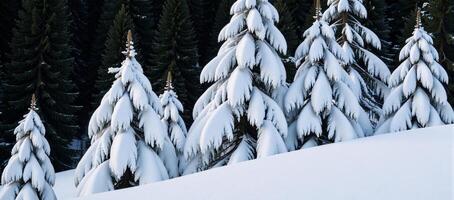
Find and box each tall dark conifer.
[425,0,454,104]
[285,0,324,39]
[130,0,164,66]
[0,0,20,168]
[70,0,103,147]
[94,5,134,103]
[69,0,103,157]
[188,0,220,65]
[0,0,20,64]
[149,0,200,123]
[87,0,122,103]
[275,0,299,82]
[87,0,164,69]
[1,0,79,171]
[362,0,393,66]
[206,0,235,62]
[386,0,421,61]
[88,0,163,111]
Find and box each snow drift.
[54,125,453,200]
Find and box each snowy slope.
[55,125,453,200]
[54,170,76,199]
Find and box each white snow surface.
[54,170,76,199]
[53,125,453,200]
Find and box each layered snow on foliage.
[285,7,365,150]
[184,0,289,172]
[376,12,454,134]
[323,0,391,124]
[74,33,172,197]
[53,125,454,200]
[0,100,57,200]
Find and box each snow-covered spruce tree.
[159,71,188,176]
[183,0,288,174]
[376,9,454,134]
[74,31,174,196]
[323,0,391,128]
[0,95,56,200]
[285,0,364,150]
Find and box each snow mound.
[56,125,453,200]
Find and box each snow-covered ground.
[54,125,453,200]
[54,170,76,199]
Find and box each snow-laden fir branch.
[74,32,173,196]
[183,0,289,173]
[0,96,57,200]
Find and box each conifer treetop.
[165,65,174,91]
[29,94,37,111]
[415,7,422,29]
[314,0,322,20]
[125,30,134,58]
